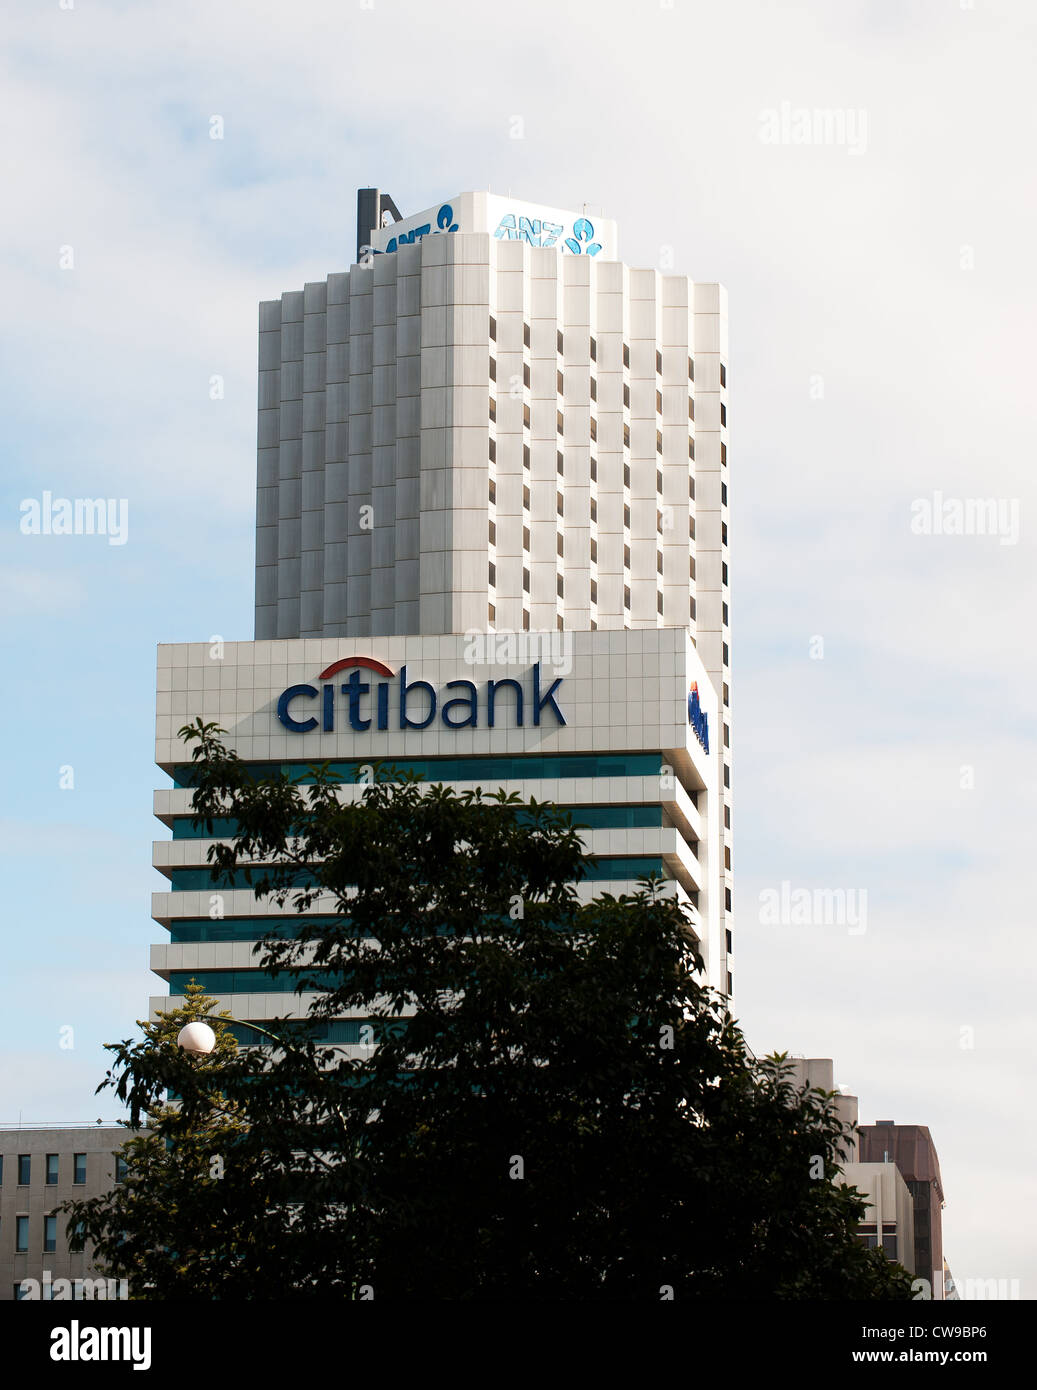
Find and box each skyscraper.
[151,191,732,1035]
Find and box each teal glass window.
[15,1216,28,1251]
[17,1155,30,1185]
[73,1154,86,1185]
[45,1154,58,1185]
[44,1215,57,1253]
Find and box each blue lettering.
[532,663,566,726]
[277,684,318,732]
[441,679,478,728]
[343,670,371,731]
[487,678,524,728]
[399,665,437,729]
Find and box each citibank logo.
[687,682,709,754]
[276,657,565,733]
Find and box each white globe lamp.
[177,1021,217,1056]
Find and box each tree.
[76,719,914,1300]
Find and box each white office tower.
[151,193,732,1038]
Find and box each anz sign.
[363,195,610,261]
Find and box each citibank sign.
[277,657,565,733]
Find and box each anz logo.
[492,214,602,256]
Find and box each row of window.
[488,319,713,389]
[7,1213,84,1254]
[169,853,668,894]
[0,1154,87,1186]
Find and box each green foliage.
[74,719,914,1300]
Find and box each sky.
[2,0,1035,1297]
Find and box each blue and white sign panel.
[364,191,617,263]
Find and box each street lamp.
[176,1018,289,1055]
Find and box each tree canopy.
[69,719,914,1300]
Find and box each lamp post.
[175,1016,355,1152]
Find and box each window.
[73,1154,86,1185]
[488,561,496,587]
[590,579,598,603]
[723,682,729,706]
[656,471,662,494]
[69,1223,85,1254]
[720,362,726,387]
[656,390,662,413]
[623,585,631,609]
[556,533,564,558]
[522,484,530,509]
[656,349,663,374]
[723,642,729,667]
[488,521,496,547]
[657,592,663,614]
[488,478,496,505]
[557,329,564,355]
[720,403,726,426]
[726,971,733,996]
[115,1156,129,1183]
[623,505,630,528]
[523,526,530,550]
[689,555,695,579]
[556,491,564,517]
[590,376,597,401]
[522,568,530,592]
[623,423,630,447]
[656,430,663,454]
[689,476,695,499]
[623,463,630,487]
[590,498,597,522]
[623,343,630,368]
[688,356,694,381]
[623,382,630,408]
[488,437,496,464]
[523,322,530,348]
[556,410,564,435]
[590,456,597,481]
[590,336,597,362]
[724,846,731,870]
[589,416,597,442]
[522,607,530,631]
[488,603,495,624]
[489,396,496,423]
[725,925,732,950]
[18,1155,30,1185]
[657,552,663,574]
[489,356,496,382]
[689,596,696,620]
[723,763,730,788]
[724,723,730,748]
[523,362,530,387]
[16,1216,28,1252]
[557,450,564,475]
[721,442,727,465]
[489,315,497,342]
[590,537,597,563]
[721,482,727,505]
[722,562,728,585]
[624,544,631,567]
[688,437,695,460]
[722,522,728,545]
[44,1215,57,1253]
[722,602,728,625]
[522,402,530,428]
[0,1155,3,1184]
[688,397,694,421]
[557,371,564,394]
[523,444,530,470]
[557,575,564,598]
[46,1154,58,1186]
